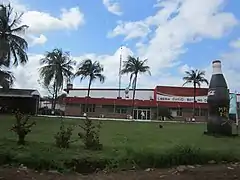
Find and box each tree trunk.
[87,78,92,98]
[131,73,137,117]
[52,83,58,111]
[85,78,92,114]
[193,82,196,118]
[18,134,26,145]
[51,94,54,110]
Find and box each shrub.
[78,116,102,150]
[54,120,74,149]
[11,110,36,145]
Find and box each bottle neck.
[212,63,222,75]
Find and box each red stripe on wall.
[64,97,208,109]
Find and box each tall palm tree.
[39,48,75,110]
[0,4,28,66]
[121,56,151,116]
[183,69,209,118]
[75,59,105,98]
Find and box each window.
[115,106,127,114]
[194,108,200,116]
[200,109,208,116]
[102,105,114,112]
[177,108,182,116]
[170,108,182,117]
[81,104,96,112]
[67,103,80,107]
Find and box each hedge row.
[0,140,238,174]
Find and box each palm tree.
[39,48,75,110]
[0,4,28,66]
[183,69,209,118]
[0,58,14,89]
[0,67,14,90]
[121,56,151,116]
[75,59,105,98]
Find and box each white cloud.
[229,38,240,49]
[219,50,240,92]
[29,34,47,46]
[2,0,85,46]
[103,0,122,16]
[108,0,238,74]
[22,7,84,34]
[1,0,27,11]
[108,21,151,40]
[12,54,45,94]
[73,46,134,88]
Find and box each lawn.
[0,115,240,172]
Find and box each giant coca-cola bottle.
[206,60,232,136]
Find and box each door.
[133,109,151,120]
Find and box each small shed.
[0,88,41,115]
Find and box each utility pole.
[235,91,239,135]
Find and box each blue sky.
[4,0,240,94]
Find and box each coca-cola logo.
[208,90,215,96]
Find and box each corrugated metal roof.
[0,88,40,97]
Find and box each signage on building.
[157,94,207,103]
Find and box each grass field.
[0,115,240,172]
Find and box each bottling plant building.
[64,85,219,121]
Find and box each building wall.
[40,101,65,111]
[155,86,209,121]
[68,89,154,100]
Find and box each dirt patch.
[0,164,240,180]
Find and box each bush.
[54,121,74,148]
[78,116,102,150]
[11,110,36,145]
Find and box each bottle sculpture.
[206,60,232,136]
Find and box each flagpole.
[118,45,123,99]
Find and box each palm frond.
[75,58,105,85]
[0,4,28,66]
[39,48,74,91]
[183,80,192,86]
[0,68,15,89]
[183,69,209,87]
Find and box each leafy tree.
[39,48,75,111]
[75,59,105,98]
[121,56,151,115]
[183,69,209,118]
[0,4,28,89]
[0,4,28,66]
[11,110,36,145]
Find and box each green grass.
[0,115,240,172]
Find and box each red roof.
[64,88,154,91]
[155,86,208,97]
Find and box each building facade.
[64,85,238,121]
